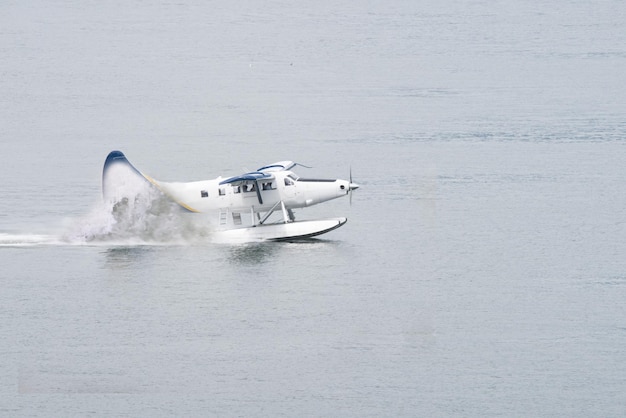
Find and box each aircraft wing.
[219,164,294,205]
[219,171,274,186]
[218,161,296,186]
[256,161,296,172]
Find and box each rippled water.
[2,1,626,416]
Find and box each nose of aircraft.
[349,182,359,191]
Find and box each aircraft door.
[282,176,296,199]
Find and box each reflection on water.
[227,242,277,265]
[278,237,333,245]
[98,238,338,271]
[102,246,155,270]
[226,237,342,265]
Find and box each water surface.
[2,1,626,416]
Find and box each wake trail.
[0,233,64,247]
[2,183,214,247]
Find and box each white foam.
[0,233,63,247]
[61,180,213,245]
[3,176,215,247]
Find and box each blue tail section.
[103,150,142,177]
[102,150,148,200]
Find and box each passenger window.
[200,190,208,198]
[219,188,226,196]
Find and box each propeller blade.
[348,166,359,205]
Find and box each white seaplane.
[102,151,358,242]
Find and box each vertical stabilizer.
[102,150,150,203]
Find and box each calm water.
[2,1,626,416]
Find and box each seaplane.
[102,151,359,242]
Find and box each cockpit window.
[284,177,294,186]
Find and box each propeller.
[348,166,359,205]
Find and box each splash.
[57,152,216,245]
[0,169,215,247]
[62,183,213,245]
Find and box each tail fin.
[103,150,143,177]
[102,151,198,213]
[102,150,150,203]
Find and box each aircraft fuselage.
[147,171,353,214]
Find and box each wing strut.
[254,180,263,205]
[259,201,282,225]
[257,200,293,225]
[281,201,291,223]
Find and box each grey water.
[2,0,626,416]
